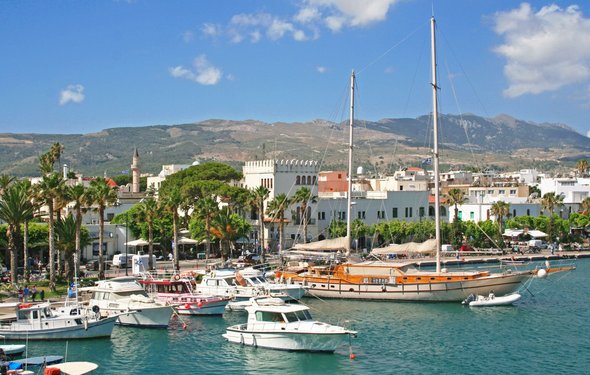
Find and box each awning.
[503,229,547,238]
[124,239,160,246]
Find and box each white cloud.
[586,130,590,138]
[182,31,194,43]
[299,0,399,31]
[169,55,222,85]
[202,23,220,37]
[59,84,85,105]
[492,3,590,97]
[316,66,327,73]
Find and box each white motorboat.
[198,270,288,302]
[225,297,285,312]
[84,276,174,328]
[139,276,230,316]
[0,335,25,358]
[46,361,99,375]
[237,268,307,301]
[223,297,356,352]
[0,302,118,340]
[462,292,522,307]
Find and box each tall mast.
[431,17,442,273]
[346,70,355,257]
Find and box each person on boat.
[488,290,495,299]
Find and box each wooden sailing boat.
[277,17,536,301]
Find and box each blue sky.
[1,1,589,136]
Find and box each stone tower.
[131,148,140,193]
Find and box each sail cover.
[291,237,348,252]
[370,239,437,255]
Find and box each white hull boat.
[463,292,522,307]
[139,276,230,316]
[0,303,118,340]
[223,297,356,352]
[0,344,26,357]
[84,276,173,328]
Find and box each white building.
[538,177,590,217]
[146,163,192,192]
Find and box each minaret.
[131,148,140,193]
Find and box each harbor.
[6,258,587,375]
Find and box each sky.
[1,0,589,136]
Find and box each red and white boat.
[139,276,230,316]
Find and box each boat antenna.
[346,70,355,257]
[431,16,442,273]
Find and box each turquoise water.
[21,259,590,374]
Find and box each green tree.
[445,188,467,246]
[265,193,290,253]
[159,186,183,270]
[194,196,218,260]
[576,159,588,177]
[291,187,317,244]
[0,181,35,285]
[55,214,91,280]
[249,186,269,262]
[541,192,564,240]
[134,197,161,270]
[490,201,510,245]
[210,207,250,260]
[35,172,65,291]
[87,177,119,279]
[67,184,90,276]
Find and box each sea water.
[21,259,590,374]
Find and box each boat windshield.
[107,290,150,299]
[247,277,266,285]
[255,311,285,322]
[283,309,312,322]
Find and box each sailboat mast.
[346,70,355,257]
[431,17,442,273]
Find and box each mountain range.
[1,113,589,177]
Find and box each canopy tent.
[291,237,348,252]
[177,237,199,245]
[503,229,548,239]
[124,239,160,246]
[370,239,437,255]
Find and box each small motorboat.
[462,292,522,307]
[46,361,99,375]
[223,297,356,352]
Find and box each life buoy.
[18,303,32,309]
[174,274,181,281]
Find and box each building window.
[487,190,494,194]
[106,213,114,221]
[318,211,325,220]
[296,176,300,185]
[419,207,425,218]
[377,210,385,219]
[405,207,412,218]
[527,209,530,216]
[499,189,505,195]
[400,186,404,191]
[470,211,474,220]
[510,189,516,195]
[313,176,317,185]
[458,211,463,220]
[307,176,312,185]
[392,208,398,218]
[513,209,516,218]
[357,211,366,219]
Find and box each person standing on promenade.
[23,285,30,302]
[18,287,23,302]
[31,285,37,301]
[39,289,45,301]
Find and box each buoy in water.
[537,268,548,279]
[350,353,356,360]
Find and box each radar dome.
[356,166,364,175]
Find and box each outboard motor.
[462,294,476,305]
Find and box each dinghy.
[462,292,521,307]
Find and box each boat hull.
[0,315,118,340]
[223,327,349,352]
[113,305,173,328]
[294,272,531,302]
[174,299,229,316]
[469,293,522,307]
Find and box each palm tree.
[490,200,511,239]
[250,186,269,261]
[35,172,65,291]
[445,188,467,247]
[266,193,290,254]
[87,177,118,280]
[20,180,37,282]
[194,196,219,260]
[0,174,16,195]
[159,187,183,270]
[445,188,467,222]
[291,187,317,244]
[542,192,564,240]
[134,197,161,270]
[576,159,588,177]
[49,142,65,168]
[0,182,35,285]
[55,213,90,281]
[580,197,590,215]
[67,184,89,277]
